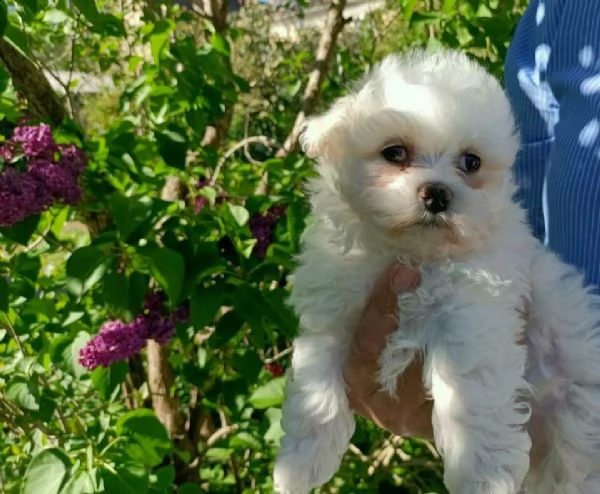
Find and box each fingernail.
[391,266,419,293]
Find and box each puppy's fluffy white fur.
[273,49,600,494]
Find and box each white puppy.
[273,49,600,494]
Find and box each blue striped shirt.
[505,0,600,289]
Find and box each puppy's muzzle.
[418,183,452,214]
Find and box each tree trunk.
[0,39,65,125]
[277,0,349,158]
[146,341,185,438]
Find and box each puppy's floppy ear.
[300,95,353,162]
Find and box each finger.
[350,264,420,361]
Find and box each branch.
[205,423,239,448]
[0,39,66,125]
[264,346,292,364]
[201,104,234,150]
[145,179,198,481]
[146,341,185,438]
[146,341,197,482]
[210,135,279,186]
[197,0,232,150]
[276,0,349,158]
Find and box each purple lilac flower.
[79,291,187,370]
[249,204,286,259]
[79,319,147,370]
[0,142,16,162]
[0,124,87,228]
[194,197,208,214]
[0,168,52,227]
[144,290,166,313]
[59,144,86,175]
[11,124,58,159]
[28,160,82,204]
[145,314,175,345]
[194,176,210,214]
[173,302,190,324]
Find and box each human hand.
[343,264,433,439]
[343,264,547,467]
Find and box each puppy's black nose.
[418,183,452,214]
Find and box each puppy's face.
[302,50,520,258]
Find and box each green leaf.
[190,285,223,330]
[442,0,457,13]
[232,350,263,383]
[153,465,175,489]
[0,276,8,312]
[71,0,100,24]
[401,0,418,22]
[210,33,229,56]
[49,334,73,365]
[233,285,269,346]
[409,10,444,26]
[262,290,298,338]
[148,19,173,63]
[2,23,32,59]
[155,125,188,170]
[286,200,305,252]
[178,484,203,494]
[108,194,155,243]
[248,376,286,409]
[69,331,91,378]
[100,463,148,494]
[11,253,41,282]
[102,272,131,314]
[6,378,39,411]
[21,448,70,494]
[43,9,69,24]
[197,347,208,368]
[185,108,207,136]
[205,447,233,461]
[230,431,261,450]
[0,1,7,37]
[211,311,244,348]
[36,391,57,422]
[14,355,43,376]
[225,204,249,227]
[117,409,172,467]
[193,242,228,280]
[60,470,95,494]
[264,407,283,443]
[21,298,57,322]
[128,271,150,315]
[0,214,40,245]
[66,246,107,296]
[93,13,126,37]
[91,361,128,400]
[143,247,185,303]
[15,0,38,14]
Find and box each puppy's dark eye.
[458,153,481,173]
[381,145,409,164]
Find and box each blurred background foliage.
[0,0,527,492]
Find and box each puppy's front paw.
[273,453,312,494]
[273,434,342,494]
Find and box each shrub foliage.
[0,0,526,492]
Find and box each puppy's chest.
[397,260,527,334]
